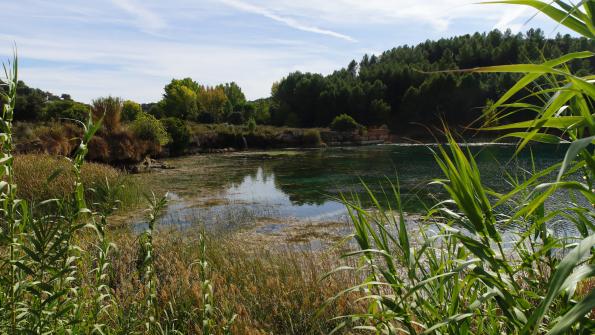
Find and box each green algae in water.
[140,143,570,231]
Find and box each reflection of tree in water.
[218,145,566,213]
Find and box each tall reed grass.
[0,58,223,334]
[328,1,594,333]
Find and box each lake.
[133,143,572,247]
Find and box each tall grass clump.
[329,1,594,334]
[92,96,123,133]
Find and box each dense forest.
[270,29,594,132]
[4,29,594,135]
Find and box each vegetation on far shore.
[4,27,594,165]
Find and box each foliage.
[130,112,170,146]
[162,78,201,120]
[43,98,90,121]
[13,81,56,120]
[92,96,123,133]
[158,78,233,123]
[302,129,322,147]
[227,111,244,125]
[197,86,229,122]
[271,29,594,130]
[218,82,246,111]
[330,114,360,132]
[122,100,143,122]
[161,117,190,155]
[246,116,256,134]
[330,1,595,334]
[252,98,271,124]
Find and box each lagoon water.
[145,143,570,234]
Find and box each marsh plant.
[0,56,228,334]
[329,1,595,334]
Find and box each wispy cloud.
[110,0,166,32]
[0,0,569,103]
[219,0,356,42]
[494,7,529,32]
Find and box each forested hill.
[269,29,594,133]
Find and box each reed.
[328,1,594,333]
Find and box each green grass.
[13,153,146,210]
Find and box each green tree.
[130,112,169,146]
[42,99,90,121]
[271,29,593,131]
[162,78,201,120]
[220,82,246,111]
[197,86,228,122]
[122,100,142,122]
[161,117,190,155]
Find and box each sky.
[0,0,572,103]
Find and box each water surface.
[143,143,569,233]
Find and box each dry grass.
[88,226,363,334]
[14,154,120,202]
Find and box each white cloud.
[218,0,356,42]
[0,31,342,102]
[110,0,166,32]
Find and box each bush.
[87,136,110,162]
[92,96,123,133]
[197,111,215,124]
[302,129,321,147]
[161,117,190,155]
[122,100,142,122]
[246,117,256,134]
[42,99,90,121]
[227,111,244,125]
[330,114,360,132]
[130,112,169,146]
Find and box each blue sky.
[0,0,571,103]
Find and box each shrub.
[302,129,321,147]
[87,136,110,162]
[130,112,169,146]
[32,122,82,155]
[107,128,156,163]
[121,100,142,122]
[246,116,256,133]
[197,111,215,124]
[42,99,90,121]
[92,96,123,133]
[161,117,190,155]
[227,111,244,125]
[330,114,360,132]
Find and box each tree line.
[4,29,593,134]
[269,29,594,132]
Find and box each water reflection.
[225,167,346,220]
[143,144,574,233]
